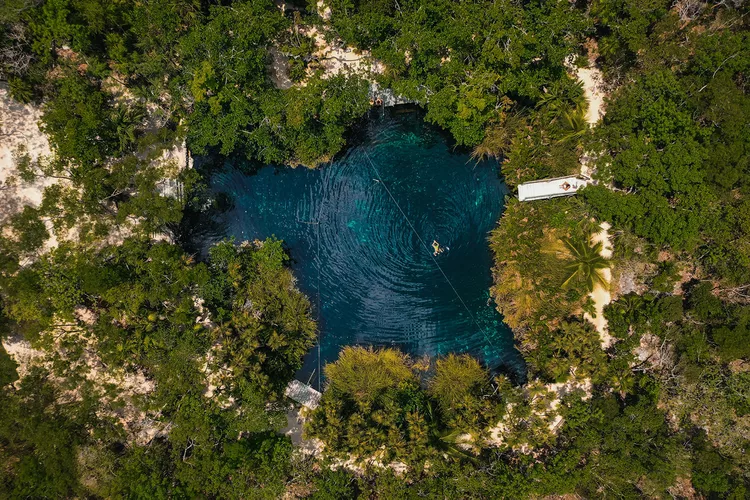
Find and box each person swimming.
[432,240,445,256]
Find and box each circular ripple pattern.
[197,112,524,387]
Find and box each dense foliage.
[583,48,750,283]
[1,0,371,169]
[326,0,589,144]
[1,0,749,497]
[0,238,316,497]
[489,197,596,339]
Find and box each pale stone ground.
[634,332,674,371]
[269,46,294,90]
[0,84,56,236]
[284,407,325,456]
[1,82,185,446]
[316,0,332,20]
[2,331,163,445]
[299,25,384,81]
[486,378,593,450]
[269,0,383,89]
[1,79,187,247]
[2,337,44,379]
[302,0,382,80]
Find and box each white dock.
[518,175,590,202]
[285,380,322,409]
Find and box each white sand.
[568,58,615,347]
[576,65,606,126]
[569,58,607,178]
[583,222,614,348]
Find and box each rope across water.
[361,147,503,359]
[197,113,523,382]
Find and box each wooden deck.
[518,175,590,202]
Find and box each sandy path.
[583,222,614,347]
[571,59,614,347]
[576,66,606,126]
[576,64,606,179]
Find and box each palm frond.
[560,236,610,292]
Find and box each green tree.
[0,367,100,498]
[307,347,435,463]
[560,236,609,292]
[40,71,117,164]
[0,343,18,388]
[428,354,493,429]
[8,206,49,256]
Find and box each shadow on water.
[178,107,526,388]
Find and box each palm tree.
[537,80,587,123]
[469,114,523,164]
[558,105,589,144]
[111,106,145,153]
[561,237,609,292]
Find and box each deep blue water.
[189,111,524,388]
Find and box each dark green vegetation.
[1,0,370,168]
[327,0,590,184]
[1,0,749,498]
[481,1,750,497]
[583,47,750,285]
[1,238,316,497]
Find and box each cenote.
[185,109,525,388]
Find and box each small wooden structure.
[156,178,184,201]
[518,175,590,202]
[285,380,322,410]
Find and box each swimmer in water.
[432,240,444,256]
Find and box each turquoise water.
[188,111,524,388]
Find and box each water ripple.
[191,111,525,387]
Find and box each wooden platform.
[285,380,322,409]
[518,175,590,202]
